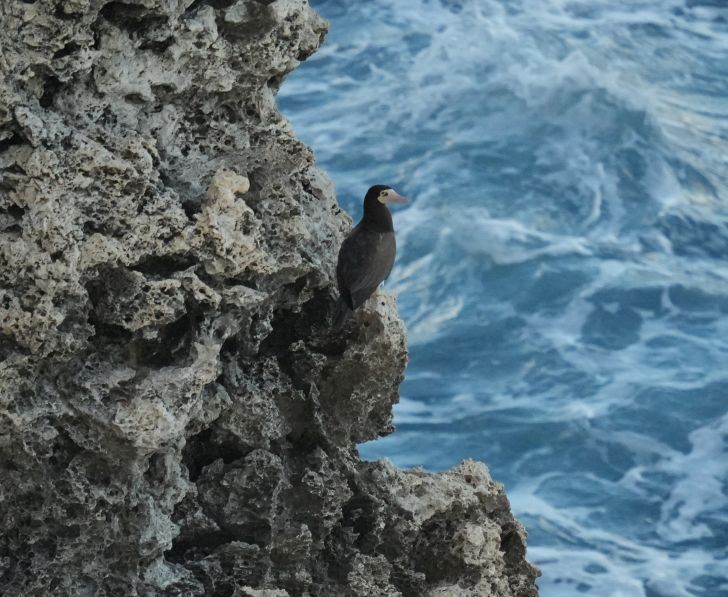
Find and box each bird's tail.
[332,296,352,329]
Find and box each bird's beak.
[387,190,408,204]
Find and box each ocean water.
[277,1,728,595]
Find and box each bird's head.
[364,185,408,208]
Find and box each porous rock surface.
[0,1,539,595]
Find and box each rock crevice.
[0,0,538,595]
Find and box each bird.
[333,184,407,328]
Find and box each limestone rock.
[0,1,539,595]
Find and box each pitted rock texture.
[0,1,539,595]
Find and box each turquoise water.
[278,1,728,595]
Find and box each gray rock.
[0,0,539,595]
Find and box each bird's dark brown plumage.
[333,185,406,327]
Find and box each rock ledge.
[0,1,539,595]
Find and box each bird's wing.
[337,230,396,310]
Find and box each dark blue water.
[278,1,728,595]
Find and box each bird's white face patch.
[377,188,408,204]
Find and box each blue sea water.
[277,1,728,595]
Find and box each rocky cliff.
[0,1,539,595]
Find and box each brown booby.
[333,185,407,327]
